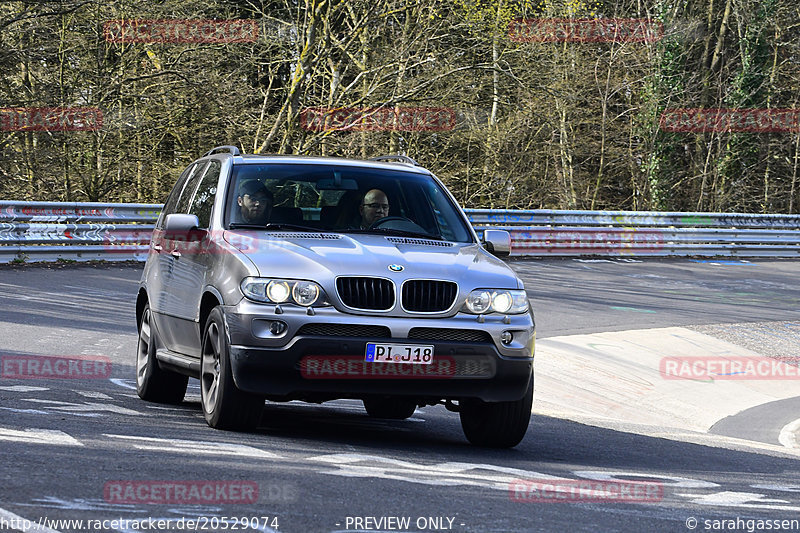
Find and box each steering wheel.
[368,216,412,230]
[368,216,433,236]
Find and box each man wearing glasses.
[236,180,274,224]
[358,189,390,229]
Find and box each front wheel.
[363,397,417,419]
[459,377,533,448]
[200,306,264,431]
[136,304,188,404]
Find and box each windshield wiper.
[346,228,443,241]
[228,223,267,230]
[263,223,335,232]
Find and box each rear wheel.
[459,376,533,448]
[136,304,188,404]
[200,306,264,430]
[363,397,417,420]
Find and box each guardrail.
[1,201,799,263]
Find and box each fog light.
[269,321,287,335]
[500,331,513,345]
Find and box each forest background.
[1,0,798,213]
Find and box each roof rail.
[368,154,418,166]
[205,145,242,157]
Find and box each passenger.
[358,189,390,229]
[236,181,273,224]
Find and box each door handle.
[170,250,182,258]
[152,244,163,252]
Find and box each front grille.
[408,327,493,343]
[402,280,458,312]
[336,277,395,310]
[297,323,391,338]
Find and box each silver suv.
[135,147,535,447]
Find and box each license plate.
[365,343,434,364]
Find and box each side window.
[175,161,209,215]
[157,163,196,229]
[188,160,221,228]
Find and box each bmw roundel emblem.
[388,264,404,272]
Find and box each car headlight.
[463,289,529,315]
[292,281,320,306]
[266,281,291,303]
[241,277,328,307]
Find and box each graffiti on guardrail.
[0,204,161,222]
[510,228,665,255]
[2,202,800,262]
[466,210,800,229]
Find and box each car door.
[151,161,207,354]
[166,159,222,357]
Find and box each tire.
[200,306,264,431]
[459,376,533,448]
[136,304,189,404]
[363,397,417,420]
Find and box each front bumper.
[224,301,535,402]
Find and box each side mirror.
[483,229,511,257]
[164,214,204,241]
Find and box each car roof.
[202,153,433,176]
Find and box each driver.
[358,189,390,229]
[236,180,273,224]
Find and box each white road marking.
[0,506,62,532]
[752,484,800,493]
[0,386,50,393]
[104,434,281,459]
[309,453,572,489]
[20,399,142,416]
[677,491,800,511]
[778,417,800,449]
[13,497,140,513]
[74,390,113,400]
[0,408,50,415]
[574,470,718,489]
[0,427,83,446]
[109,378,137,390]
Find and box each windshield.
[224,163,474,243]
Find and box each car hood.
[223,231,520,289]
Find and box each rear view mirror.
[316,178,358,190]
[483,229,511,257]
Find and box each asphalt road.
[1,259,799,533]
